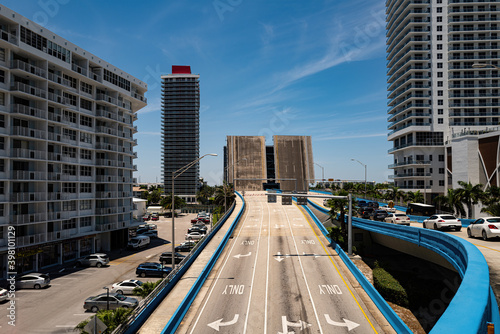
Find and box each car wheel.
[433,223,439,230]
[482,230,488,241]
[96,262,102,268]
[116,290,123,295]
[34,284,41,289]
[467,228,472,238]
[91,306,99,313]
[455,226,462,232]
[423,222,426,229]
[140,272,146,278]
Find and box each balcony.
[96,207,118,215]
[11,104,46,119]
[389,160,431,168]
[11,170,45,180]
[10,192,46,202]
[11,59,46,78]
[10,213,47,225]
[0,29,18,45]
[11,82,46,99]
[11,148,46,160]
[95,222,118,231]
[389,172,431,179]
[11,126,46,140]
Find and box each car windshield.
[486,218,500,223]
[116,294,126,301]
[395,214,407,217]
[441,215,457,220]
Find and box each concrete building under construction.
[224,135,314,192]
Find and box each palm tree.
[456,181,484,219]
[133,280,162,298]
[161,194,186,213]
[434,188,466,217]
[404,191,415,206]
[148,188,162,205]
[75,308,133,333]
[413,190,424,203]
[214,181,235,211]
[328,189,350,239]
[387,186,404,205]
[481,203,500,216]
[483,185,500,206]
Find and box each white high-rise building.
[0,6,147,279]
[386,0,499,201]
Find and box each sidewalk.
[138,195,244,333]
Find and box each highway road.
[178,192,384,334]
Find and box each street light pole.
[171,153,217,269]
[314,162,325,184]
[351,159,367,194]
[103,286,109,310]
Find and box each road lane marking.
[208,314,239,331]
[264,201,271,334]
[296,204,378,333]
[279,316,312,334]
[109,252,138,265]
[282,205,324,333]
[471,242,500,253]
[324,314,360,331]
[233,252,252,259]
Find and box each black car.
[188,226,206,234]
[370,209,388,221]
[358,200,367,207]
[135,262,172,278]
[367,202,380,209]
[175,241,196,252]
[357,207,374,219]
[159,252,186,264]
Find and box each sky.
[3,0,392,185]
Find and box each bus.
[406,203,436,217]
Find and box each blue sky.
[4,0,392,185]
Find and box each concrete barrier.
[306,198,500,334]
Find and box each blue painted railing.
[307,198,500,334]
[160,192,246,333]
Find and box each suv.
[357,207,374,219]
[136,262,172,278]
[159,252,186,264]
[370,209,388,221]
[76,253,109,268]
[368,202,380,209]
[175,241,196,252]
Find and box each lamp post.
[417,160,427,204]
[314,162,325,183]
[102,286,109,310]
[171,153,217,269]
[351,159,367,194]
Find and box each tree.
[75,308,133,333]
[214,181,235,211]
[481,203,500,216]
[147,188,162,205]
[433,188,466,217]
[161,194,186,212]
[328,189,350,240]
[483,185,500,206]
[413,190,424,203]
[133,280,162,298]
[196,185,215,205]
[456,181,484,219]
[404,191,415,206]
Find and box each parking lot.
[0,213,201,334]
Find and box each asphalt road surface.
[178,192,384,333]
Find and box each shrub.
[373,267,409,307]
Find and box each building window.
[0,181,3,194]
[438,118,443,124]
[438,90,443,96]
[80,149,92,160]
[0,159,4,172]
[63,110,76,123]
[437,72,443,77]
[437,16,442,22]
[437,26,442,31]
[438,109,443,114]
[63,92,77,106]
[62,219,76,230]
[103,69,131,91]
[439,180,445,186]
[63,74,77,89]
[80,183,92,193]
[437,35,442,40]
[437,63,443,68]
[438,81,443,87]
[80,115,92,127]
[62,146,76,158]
[63,164,76,176]
[80,216,91,227]
[0,114,4,128]
[80,98,92,111]
[0,136,4,150]
[439,154,444,161]
[437,53,443,59]
[62,200,76,211]
[80,166,92,176]
[80,132,92,144]
[438,100,443,105]
[81,81,93,95]
[437,7,442,13]
[0,204,3,216]
[80,200,92,210]
[63,183,77,193]
[439,168,445,174]
[430,180,433,186]
[63,128,77,141]
[430,168,433,173]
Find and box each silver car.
[15,273,50,289]
[84,292,138,312]
[76,253,109,267]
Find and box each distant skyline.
[3,0,391,185]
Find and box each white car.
[111,279,144,295]
[0,288,8,302]
[185,231,205,240]
[384,213,410,226]
[467,217,500,241]
[423,214,462,231]
[380,206,396,213]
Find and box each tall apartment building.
[161,66,200,203]
[0,6,147,279]
[386,0,499,201]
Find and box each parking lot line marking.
[55,325,75,328]
[110,253,138,265]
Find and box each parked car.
[142,214,151,222]
[159,252,186,264]
[185,231,206,240]
[135,262,172,278]
[370,209,389,221]
[76,253,109,268]
[357,207,374,219]
[384,213,411,226]
[423,214,462,231]
[368,202,380,209]
[380,206,396,213]
[188,226,207,234]
[151,215,159,221]
[111,280,143,295]
[175,241,196,252]
[137,229,158,239]
[0,288,8,302]
[84,292,138,312]
[128,235,150,249]
[467,217,500,240]
[139,223,157,230]
[15,273,50,289]
[358,200,367,207]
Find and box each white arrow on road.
[274,252,289,262]
[274,224,285,229]
[207,314,239,331]
[278,316,312,334]
[233,252,252,259]
[293,224,304,227]
[324,314,360,331]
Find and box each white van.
[128,235,150,250]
